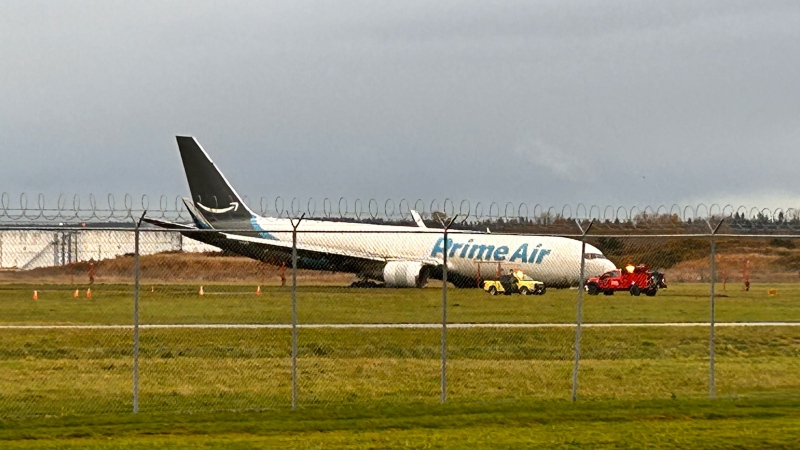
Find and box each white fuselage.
[250,216,615,287]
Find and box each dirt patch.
[0,252,353,285]
[667,252,800,283]
[4,248,800,286]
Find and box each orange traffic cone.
[256,286,262,295]
[32,290,38,300]
[199,286,204,296]
[86,288,92,299]
[73,289,79,298]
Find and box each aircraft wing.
[142,218,197,230]
[143,218,442,273]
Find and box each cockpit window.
[584,253,607,260]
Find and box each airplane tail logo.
[197,201,239,214]
[176,136,255,225]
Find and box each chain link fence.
[1,223,799,417]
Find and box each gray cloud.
[513,137,597,184]
[1,0,799,213]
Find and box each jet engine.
[382,261,431,288]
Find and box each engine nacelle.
[382,261,430,288]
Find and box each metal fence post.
[437,215,457,404]
[705,219,722,399]
[572,219,593,402]
[441,227,448,404]
[290,214,305,410]
[709,239,716,398]
[133,211,146,414]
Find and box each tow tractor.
[483,270,546,296]
[585,264,666,297]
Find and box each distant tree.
[595,237,624,256]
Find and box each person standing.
[278,262,287,287]
[742,259,751,292]
[88,261,96,286]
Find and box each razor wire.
[3,192,800,233]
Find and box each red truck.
[585,264,666,297]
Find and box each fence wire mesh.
[0,224,798,417]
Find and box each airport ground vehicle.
[483,271,546,296]
[585,264,666,296]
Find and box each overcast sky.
[2,1,799,216]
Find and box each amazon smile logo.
[197,201,240,214]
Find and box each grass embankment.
[1,282,799,446]
[1,282,799,324]
[2,326,799,417]
[1,283,798,417]
[1,398,800,448]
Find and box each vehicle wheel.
[537,286,547,295]
[587,284,599,295]
[645,287,658,297]
[630,285,641,296]
[488,286,498,296]
[519,286,529,295]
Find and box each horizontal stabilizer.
[410,210,427,228]
[142,217,195,230]
[182,197,213,229]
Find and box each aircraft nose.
[586,258,616,277]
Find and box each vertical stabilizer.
[175,136,255,224]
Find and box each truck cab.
[585,264,666,297]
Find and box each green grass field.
[1,398,799,448]
[1,282,798,447]
[3,281,800,324]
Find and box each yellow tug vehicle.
[483,270,546,296]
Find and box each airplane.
[144,136,616,288]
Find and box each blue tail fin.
[176,136,255,225]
